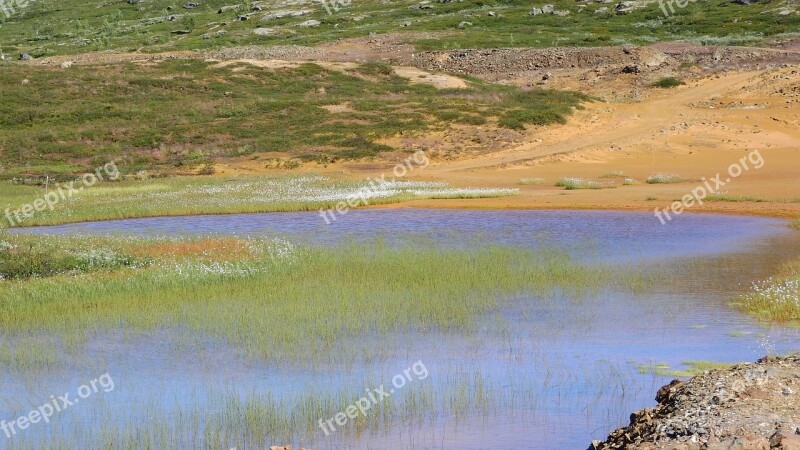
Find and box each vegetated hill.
[0,0,798,58]
[0,59,588,178]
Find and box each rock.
[261,9,312,20]
[251,4,262,11]
[182,2,199,8]
[778,9,794,15]
[770,430,800,449]
[402,20,412,26]
[529,7,543,14]
[487,10,496,16]
[615,0,637,13]
[235,14,248,20]
[553,9,570,15]
[542,4,554,12]
[621,64,639,74]
[167,14,179,20]
[594,6,608,12]
[60,61,74,69]
[19,53,32,61]
[457,21,473,28]
[656,379,684,403]
[217,4,239,13]
[252,27,274,36]
[297,19,321,27]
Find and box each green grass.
[731,256,800,322]
[0,174,517,227]
[646,173,687,184]
[0,0,796,56]
[705,194,765,202]
[0,60,587,177]
[652,77,685,88]
[0,234,636,370]
[555,177,614,190]
[636,360,736,377]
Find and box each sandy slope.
[33,44,800,219]
[360,67,800,219]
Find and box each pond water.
[6,210,800,449]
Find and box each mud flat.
[591,355,800,450]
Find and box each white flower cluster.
[165,237,299,278]
[0,241,15,252]
[71,249,120,267]
[746,278,800,307]
[171,261,266,277]
[123,176,516,208]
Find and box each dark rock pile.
[591,355,800,450]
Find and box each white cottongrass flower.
[744,278,800,308]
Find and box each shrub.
[652,77,685,88]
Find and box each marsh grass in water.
[0,235,642,370]
[732,256,800,323]
[635,360,736,378]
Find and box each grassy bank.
[0,60,587,177]
[0,174,517,227]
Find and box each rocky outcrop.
[591,355,800,450]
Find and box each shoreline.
[5,201,795,230]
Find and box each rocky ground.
[591,355,800,450]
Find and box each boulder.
[19,53,32,61]
[297,19,321,27]
[615,1,637,13]
[217,4,240,13]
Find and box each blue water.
[5,210,800,449]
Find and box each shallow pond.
[6,210,800,449]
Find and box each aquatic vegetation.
[555,178,615,190]
[635,360,736,378]
[0,236,635,370]
[733,276,800,322]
